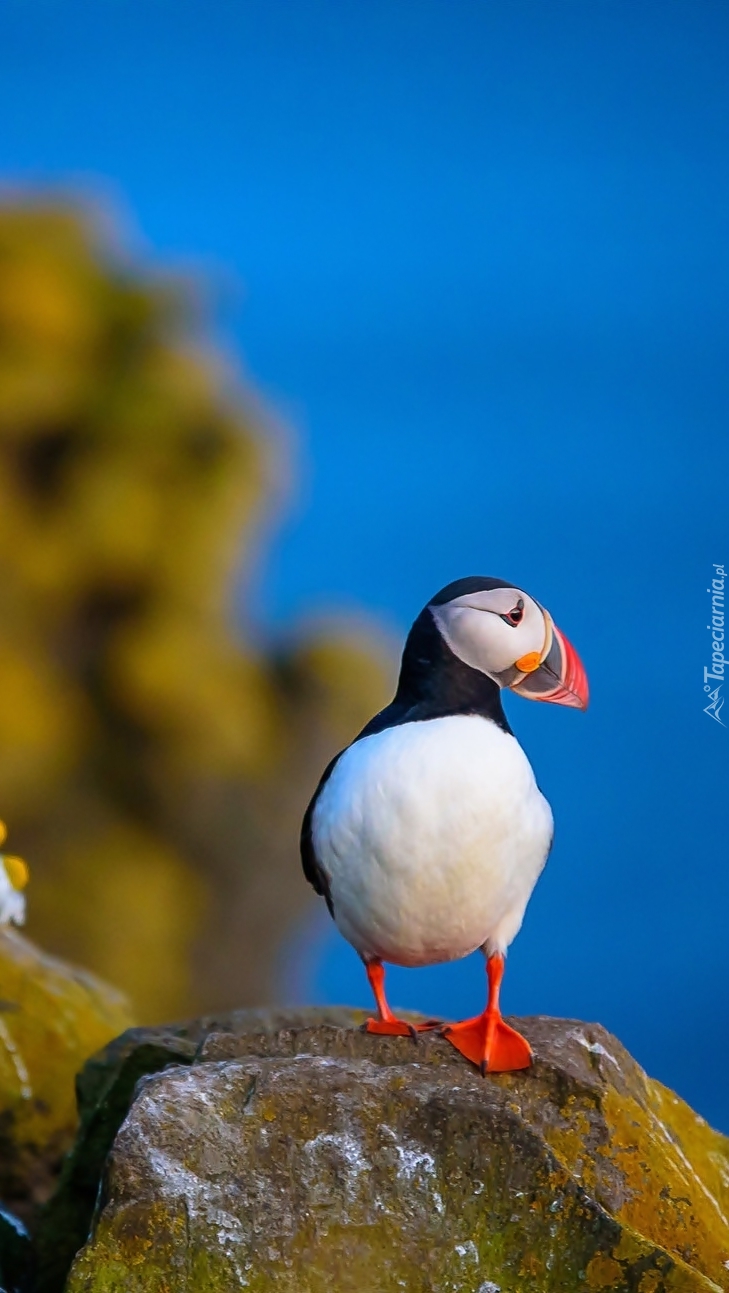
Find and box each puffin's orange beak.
[509,620,589,710]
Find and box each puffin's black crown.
[428,575,516,607]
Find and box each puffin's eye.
[501,599,524,627]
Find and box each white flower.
[0,854,28,926]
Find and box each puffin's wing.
[300,702,406,917]
[300,752,342,917]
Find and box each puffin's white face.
[430,584,588,709]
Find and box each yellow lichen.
[586,1253,624,1289]
[600,1085,729,1283]
[540,1106,598,1192]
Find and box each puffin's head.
[428,576,588,709]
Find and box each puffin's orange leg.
[441,953,532,1075]
[363,960,440,1037]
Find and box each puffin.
[300,576,588,1074]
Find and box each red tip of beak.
[507,620,589,709]
[548,625,589,709]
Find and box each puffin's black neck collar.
[357,607,512,741]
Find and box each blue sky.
[2,1,729,1128]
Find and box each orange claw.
[363,960,441,1038]
[441,953,532,1075]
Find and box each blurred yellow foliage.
[0,200,392,1022]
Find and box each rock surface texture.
[42,1008,729,1293]
[0,928,133,1229]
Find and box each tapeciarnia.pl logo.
[704,563,726,726]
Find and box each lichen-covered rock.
[0,927,133,1227]
[35,1008,359,1293]
[58,1011,729,1292]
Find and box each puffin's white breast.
[311,713,553,967]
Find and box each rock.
[49,1009,729,1292]
[0,1205,32,1293]
[0,927,133,1229]
[35,1008,359,1293]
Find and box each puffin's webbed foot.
[440,951,532,1075]
[441,1011,531,1073]
[363,959,442,1040]
[363,1017,441,1039]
